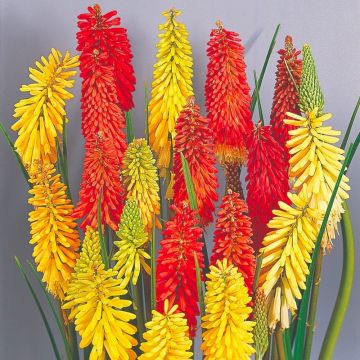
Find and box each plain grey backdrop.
[1,0,360,359]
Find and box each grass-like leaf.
[294,135,359,360]
[125,111,135,143]
[180,152,198,211]
[14,257,62,360]
[97,190,109,269]
[253,70,264,125]
[151,217,156,310]
[250,24,280,114]
[0,121,30,184]
[194,251,205,318]
[341,96,360,150]
[26,261,73,360]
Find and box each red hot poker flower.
[211,191,255,294]
[246,124,290,251]
[173,98,218,226]
[205,21,253,165]
[270,36,302,160]
[77,4,136,111]
[74,132,124,231]
[76,31,127,161]
[156,203,204,338]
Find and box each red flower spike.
[74,132,124,231]
[77,4,136,111]
[270,36,302,160]
[205,21,253,165]
[246,124,290,251]
[156,202,204,337]
[173,98,219,226]
[210,191,255,293]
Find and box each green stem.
[67,322,79,360]
[83,346,91,360]
[271,334,279,360]
[130,281,146,342]
[275,330,286,360]
[293,139,358,359]
[319,201,355,359]
[303,249,324,360]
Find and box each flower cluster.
[12,49,78,166]
[173,98,218,226]
[211,191,255,293]
[148,9,194,174]
[205,21,253,165]
[156,202,203,337]
[28,162,80,299]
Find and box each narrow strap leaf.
[27,261,73,360]
[194,251,205,318]
[151,216,156,310]
[253,252,264,294]
[250,24,281,114]
[125,111,135,143]
[341,96,360,150]
[253,70,264,125]
[180,152,198,211]
[294,136,359,359]
[144,81,150,143]
[97,190,109,268]
[0,121,30,184]
[319,201,355,359]
[14,257,62,360]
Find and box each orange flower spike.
[156,202,204,337]
[74,132,124,231]
[173,97,219,226]
[211,191,255,294]
[205,21,253,165]
[270,36,302,160]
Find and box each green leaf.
[341,96,360,150]
[294,137,359,360]
[253,70,264,125]
[319,201,355,359]
[56,137,72,201]
[62,119,69,182]
[250,24,280,114]
[194,251,205,318]
[144,81,150,143]
[14,257,62,360]
[97,191,109,269]
[151,217,156,310]
[125,111,135,143]
[253,252,264,294]
[180,153,198,211]
[26,261,73,359]
[0,121,30,185]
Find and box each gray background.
[1,0,359,359]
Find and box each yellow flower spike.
[63,229,138,360]
[148,9,194,175]
[259,185,323,329]
[113,199,151,286]
[12,49,79,166]
[122,138,161,231]
[139,299,193,359]
[285,108,350,249]
[201,259,255,360]
[28,161,80,300]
